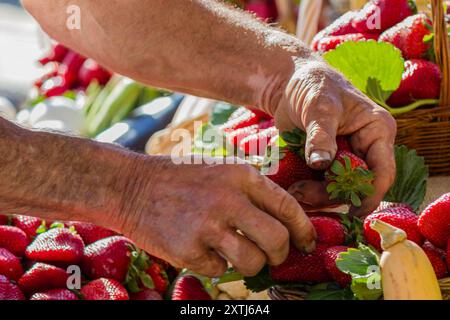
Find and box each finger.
[188,250,228,278]
[303,99,343,170]
[245,172,316,253]
[211,230,267,277]
[350,139,396,217]
[230,204,290,266]
[288,180,341,211]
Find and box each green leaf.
[243,266,276,293]
[351,192,362,207]
[366,77,393,107]
[192,123,229,157]
[213,269,244,285]
[139,272,155,290]
[336,244,382,300]
[330,160,346,176]
[306,283,355,300]
[211,103,238,125]
[324,41,404,101]
[383,145,428,212]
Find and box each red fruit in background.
[310,217,345,246]
[312,11,359,51]
[172,275,212,300]
[220,107,263,131]
[82,236,134,282]
[18,263,69,294]
[418,193,450,248]
[364,207,424,251]
[267,150,315,190]
[316,33,379,52]
[447,239,450,272]
[0,248,23,282]
[81,278,129,300]
[78,59,112,88]
[352,0,416,34]
[38,43,68,65]
[66,221,116,245]
[270,244,331,283]
[131,288,163,300]
[0,275,25,300]
[30,289,79,301]
[388,59,442,107]
[0,214,8,225]
[12,215,44,241]
[0,225,29,256]
[421,242,447,279]
[258,119,275,130]
[244,0,278,21]
[58,51,86,86]
[146,262,169,295]
[325,151,375,207]
[40,76,70,98]
[225,125,259,147]
[374,201,414,213]
[239,127,278,156]
[25,228,84,265]
[336,136,352,152]
[322,246,352,287]
[379,14,432,59]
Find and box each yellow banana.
[370,220,442,300]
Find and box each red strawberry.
[244,0,278,21]
[0,214,8,225]
[322,246,352,287]
[172,275,212,300]
[81,278,129,300]
[352,0,416,34]
[270,244,331,283]
[418,193,450,248]
[82,236,135,282]
[0,248,23,282]
[18,263,69,294]
[325,151,375,207]
[374,201,414,213]
[267,150,315,190]
[30,288,79,300]
[66,221,116,245]
[78,59,112,88]
[247,107,272,121]
[364,207,424,251]
[310,217,345,246]
[12,215,44,240]
[258,119,275,130]
[131,288,163,300]
[316,33,380,52]
[379,14,432,59]
[312,11,359,51]
[146,262,169,295]
[388,59,442,107]
[447,239,450,272]
[225,125,259,147]
[0,225,29,256]
[0,275,25,300]
[220,107,263,131]
[25,228,84,265]
[422,242,447,279]
[239,127,278,156]
[38,43,68,65]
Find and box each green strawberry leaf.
[383,145,428,212]
[243,266,277,293]
[336,244,382,300]
[213,269,244,285]
[324,41,404,104]
[211,102,238,125]
[306,283,355,300]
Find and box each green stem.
[388,99,440,115]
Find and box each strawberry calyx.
[326,155,375,207]
[124,249,155,293]
[408,0,418,15]
[280,128,307,158]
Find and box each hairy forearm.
[23,0,315,114]
[0,117,152,229]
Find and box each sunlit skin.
[0,0,395,277]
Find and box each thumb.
[304,102,341,170]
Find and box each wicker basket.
[393,0,450,175]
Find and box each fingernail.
[310,151,332,169]
[303,240,316,254]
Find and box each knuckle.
[237,253,266,277]
[277,193,298,222]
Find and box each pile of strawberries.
[0,215,174,300]
[35,43,111,98]
[312,0,445,108]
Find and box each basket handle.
[432,0,450,107]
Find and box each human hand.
[111,156,316,277]
[271,59,397,216]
